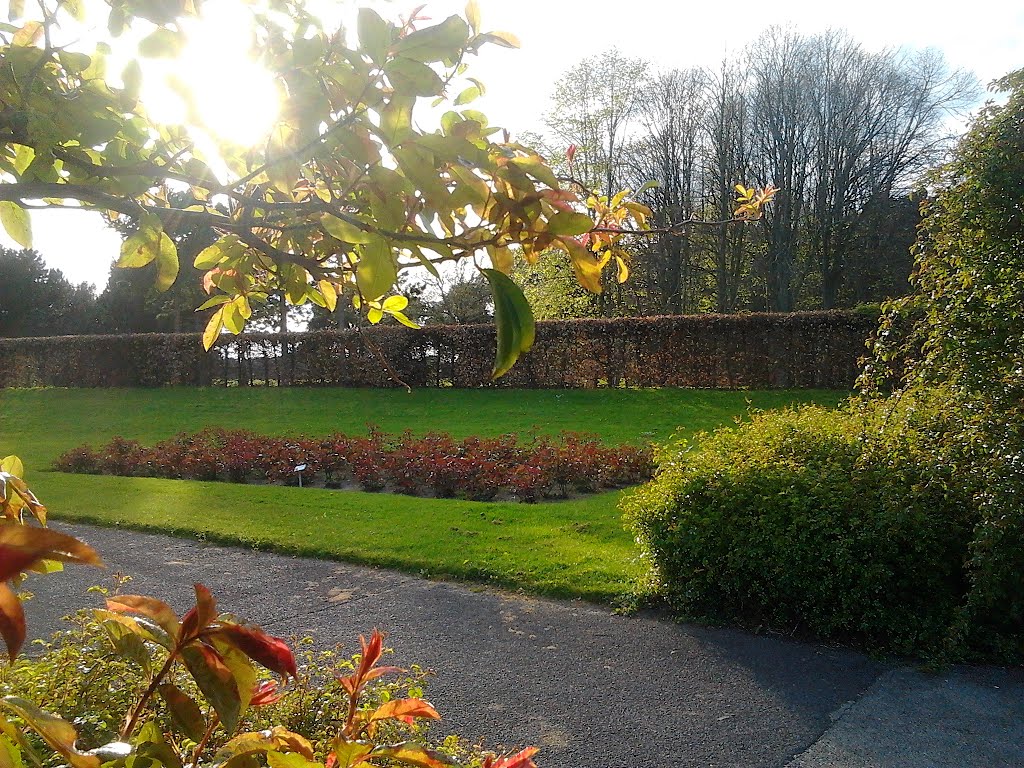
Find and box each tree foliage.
[0,247,100,336]
[0,0,654,376]
[866,70,1024,658]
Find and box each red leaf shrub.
[55,428,654,502]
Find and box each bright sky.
[4,0,1021,289]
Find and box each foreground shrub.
[623,395,989,659]
[55,428,654,503]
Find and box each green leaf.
[480,268,534,379]
[378,96,414,147]
[118,214,164,268]
[98,618,152,674]
[181,644,242,734]
[57,51,91,74]
[59,0,85,21]
[0,203,31,248]
[356,8,391,64]
[121,60,142,102]
[330,739,373,768]
[154,231,179,291]
[356,237,396,301]
[391,15,469,63]
[137,28,184,58]
[158,685,206,742]
[477,31,520,49]
[453,85,480,106]
[511,155,559,189]
[321,214,374,244]
[384,59,444,97]
[546,211,593,237]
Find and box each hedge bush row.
[0,311,875,389]
[56,427,654,502]
[622,392,1018,661]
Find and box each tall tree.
[627,68,707,313]
[703,60,753,313]
[0,248,99,336]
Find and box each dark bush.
[623,396,983,658]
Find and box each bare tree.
[703,60,753,312]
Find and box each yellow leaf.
[0,456,25,480]
[465,0,481,33]
[555,237,602,293]
[381,295,408,312]
[390,310,419,329]
[203,308,224,351]
[0,203,31,248]
[318,280,338,312]
[615,255,630,284]
[367,307,383,324]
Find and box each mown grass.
[1,387,848,601]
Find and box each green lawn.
[1,387,847,601]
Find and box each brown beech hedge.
[0,311,874,389]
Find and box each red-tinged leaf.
[251,680,285,707]
[0,527,101,583]
[370,742,455,768]
[368,699,440,725]
[181,642,242,733]
[106,595,179,639]
[566,144,577,164]
[0,583,26,661]
[0,697,101,768]
[158,684,207,741]
[486,747,539,768]
[181,583,217,640]
[359,629,384,672]
[214,624,297,679]
[358,665,404,684]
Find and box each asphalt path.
[21,522,1024,768]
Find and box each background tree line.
[519,26,978,318]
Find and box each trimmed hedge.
[0,311,874,389]
[622,393,1018,661]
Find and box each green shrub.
[0,608,434,762]
[623,395,982,658]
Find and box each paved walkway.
[24,523,1024,768]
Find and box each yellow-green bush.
[623,396,982,658]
